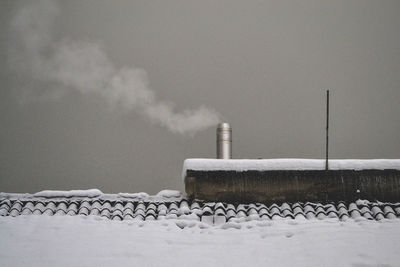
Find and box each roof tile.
[0,195,399,224]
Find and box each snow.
[117,192,150,199]
[0,190,184,203]
[157,189,182,198]
[0,215,399,267]
[33,189,103,198]
[183,158,400,179]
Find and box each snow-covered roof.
[1,190,399,221]
[1,189,400,266]
[183,158,400,179]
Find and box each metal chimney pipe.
[217,123,232,159]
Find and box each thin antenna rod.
[325,90,329,171]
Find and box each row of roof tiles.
[1,197,399,222]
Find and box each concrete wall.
[184,169,400,203]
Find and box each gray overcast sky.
[1,0,399,194]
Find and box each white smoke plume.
[8,0,221,135]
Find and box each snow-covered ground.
[0,215,399,267]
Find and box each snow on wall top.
[182,158,400,179]
[34,189,103,198]
[0,189,183,202]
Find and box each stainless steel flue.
[217,122,232,159]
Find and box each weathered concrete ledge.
[184,169,400,203]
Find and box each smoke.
[8,0,221,135]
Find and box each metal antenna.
[325,90,330,171]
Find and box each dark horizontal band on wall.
[184,169,400,204]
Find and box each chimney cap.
[217,122,231,129]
